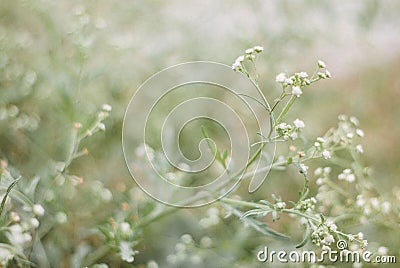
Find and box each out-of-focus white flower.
[294,118,305,128]
[10,212,20,222]
[377,246,388,255]
[55,212,68,224]
[33,204,45,217]
[318,60,326,68]
[253,46,264,53]
[147,260,159,268]
[356,144,364,154]
[98,123,106,131]
[102,104,112,112]
[30,218,40,228]
[322,150,331,160]
[356,129,364,137]
[325,70,332,78]
[119,241,137,263]
[298,72,308,78]
[245,48,254,54]
[181,234,193,244]
[275,73,286,83]
[292,86,302,97]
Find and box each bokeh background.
[1,0,399,267]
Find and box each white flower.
[33,204,45,217]
[356,129,364,137]
[102,104,112,112]
[299,164,308,173]
[325,70,331,78]
[235,55,245,63]
[357,232,364,240]
[361,240,368,248]
[290,132,298,140]
[275,202,286,209]
[318,60,326,68]
[317,137,325,143]
[292,86,302,97]
[322,234,335,245]
[314,167,323,176]
[377,246,388,255]
[298,72,308,78]
[275,73,286,83]
[30,218,40,228]
[285,78,293,85]
[98,123,106,131]
[232,61,241,70]
[0,247,14,266]
[294,118,305,128]
[119,222,132,236]
[181,234,193,244]
[55,212,68,224]
[147,260,159,268]
[119,241,137,263]
[245,48,254,54]
[322,150,331,160]
[10,212,20,222]
[356,144,364,154]
[253,46,264,53]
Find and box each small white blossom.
[318,60,326,68]
[98,123,106,131]
[245,48,254,54]
[357,232,364,240]
[298,72,308,78]
[119,241,137,263]
[299,163,309,173]
[253,46,264,53]
[275,73,286,83]
[322,150,331,160]
[292,86,302,97]
[30,218,40,228]
[235,55,245,63]
[377,246,388,255]
[102,104,112,112]
[325,70,332,78]
[356,129,364,137]
[314,167,323,176]
[275,201,286,209]
[285,78,293,85]
[317,137,325,143]
[10,212,20,222]
[356,144,364,154]
[232,61,241,70]
[294,118,305,128]
[33,204,45,217]
[181,234,193,244]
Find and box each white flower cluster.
[276,118,305,140]
[199,207,220,228]
[315,167,332,185]
[316,60,331,79]
[166,234,202,265]
[356,195,392,215]
[311,222,336,247]
[338,168,356,183]
[296,197,317,212]
[232,45,264,71]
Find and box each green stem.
[276,95,297,124]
